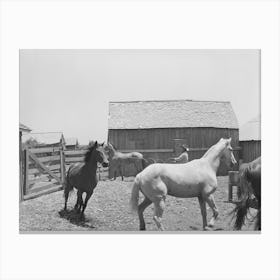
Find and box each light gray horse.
[130,138,237,231]
[105,142,146,180]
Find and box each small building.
[22,132,65,149]
[239,116,261,162]
[108,99,239,176]
[65,137,79,150]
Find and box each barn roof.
[108,99,238,129]
[240,116,261,141]
[19,123,32,132]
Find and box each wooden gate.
[20,145,66,200]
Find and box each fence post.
[19,131,23,201]
[228,171,239,202]
[60,144,66,186]
[23,149,29,197]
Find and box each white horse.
[130,138,237,231]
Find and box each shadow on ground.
[58,209,99,229]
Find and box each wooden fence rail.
[20,144,244,201]
[21,143,66,201]
[20,145,109,201]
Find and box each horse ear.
[101,142,105,146]
[94,141,98,148]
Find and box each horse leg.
[204,194,219,227]
[64,189,69,211]
[81,191,93,215]
[198,195,208,230]
[256,195,261,230]
[119,166,124,181]
[153,198,165,231]
[76,190,83,212]
[74,191,80,210]
[64,182,73,211]
[138,196,152,230]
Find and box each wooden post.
[23,149,29,196]
[19,131,23,201]
[60,143,66,186]
[228,171,239,201]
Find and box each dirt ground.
[19,176,257,232]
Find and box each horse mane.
[202,145,216,158]
[202,139,226,158]
[84,144,96,163]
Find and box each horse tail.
[63,166,74,197]
[141,158,149,170]
[130,175,141,212]
[232,168,251,230]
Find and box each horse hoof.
[203,226,212,231]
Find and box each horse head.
[104,142,117,158]
[220,138,237,167]
[87,141,109,167]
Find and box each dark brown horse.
[232,157,261,230]
[63,141,109,216]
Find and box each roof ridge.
[109,99,231,104]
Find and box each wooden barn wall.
[108,127,239,150]
[239,140,261,163]
[108,127,239,177]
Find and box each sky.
[20,49,260,144]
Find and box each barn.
[108,99,239,176]
[65,137,79,150]
[239,116,261,163]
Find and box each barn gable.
[109,99,238,130]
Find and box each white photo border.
[0,1,280,280]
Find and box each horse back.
[138,159,215,186]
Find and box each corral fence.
[20,141,258,201]
[20,144,108,201]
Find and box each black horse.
[232,157,261,230]
[63,141,109,216]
